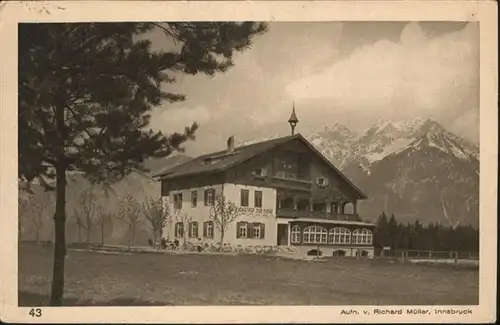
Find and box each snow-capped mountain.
[389,119,478,162]
[238,118,479,226]
[309,118,478,174]
[352,121,479,227]
[353,118,427,166]
[308,123,359,169]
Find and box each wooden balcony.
[253,175,312,191]
[276,208,358,221]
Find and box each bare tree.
[94,182,117,246]
[95,206,113,246]
[71,207,85,244]
[18,194,32,241]
[119,194,142,252]
[173,210,192,248]
[23,191,53,244]
[143,196,170,249]
[79,187,98,244]
[209,194,242,247]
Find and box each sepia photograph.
[0,1,497,324]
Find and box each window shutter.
[261,223,265,239]
[203,222,207,238]
[252,222,259,238]
[236,222,242,238]
[204,190,208,206]
[247,222,254,239]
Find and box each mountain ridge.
[238,118,479,227]
[19,118,479,247]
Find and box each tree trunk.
[127,227,132,252]
[50,163,67,306]
[36,228,40,244]
[78,227,82,243]
[86,226,91,244]
[220,231,224,249]
[100,224,104,246]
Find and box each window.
[352,228,373,245]
[291,225,301,243]
[191,191,198,207]
[251,222,265,239]
[240,189,249,207]
[253,224,261,238]
[302,225,328,244]
[328,227,351,244]
[254,191,263,208]
[173,193,183,210]
[175,222,184,238]
[253,168,266,177]
[189,222,199,238]
[276,171,296,180]
[236,222,248,238]
[312,202,326,212]
[203,221,214,238]
[316,177,329,188]
[204,189,215,206]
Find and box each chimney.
[227,136,235,153]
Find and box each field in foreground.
[18,245,478,306]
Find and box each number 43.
[29,308,42,317]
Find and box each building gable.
[157,134,366,199]
[225,135,367,200]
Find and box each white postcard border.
[0,1,497,323]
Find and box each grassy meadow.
[18,244,479,306]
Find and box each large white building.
[155,111,375,257]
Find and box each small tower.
[288,101,299,135]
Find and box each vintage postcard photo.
[0,0,497,323]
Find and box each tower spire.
[288,101,299,135]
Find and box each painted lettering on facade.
[238,207,274,215]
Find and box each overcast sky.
[146,21,479,156]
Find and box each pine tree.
[18,22,267,305]
[387,214,399,248]
[374,212,389,248]
[409,220,423,250]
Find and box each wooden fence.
[373,248,479,267]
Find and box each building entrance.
[277,224,288,246]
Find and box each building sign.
[238,207,274,216]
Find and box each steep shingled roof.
[154,134,367,199]
[154,135,297,179]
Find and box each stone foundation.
[290,245,375,258]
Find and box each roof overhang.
[288,217,375,227]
